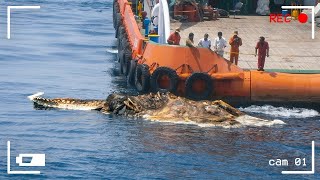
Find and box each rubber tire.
[116,13,121,30]
[116,25,124,39]
[121,50,132,76]
[185,73,213,100]
[117,36,122,50]
[127,60,137,86]
[117,26,123,50]
[113,0,119,13]
[113,1,118,29]
[121,37,130,50]
[117,49,123,63]
[119,50,125,74]
[150,67,179,93]
[135,64,150,93]
[115,24,119,38]
[116,26,125,45]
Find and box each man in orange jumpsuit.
[167,28,181,45]
[229,31,242,65]
[255,36,269,71]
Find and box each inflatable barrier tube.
[121,50,132,76]
[185,73,213,100]
[150,67,179,93]
[135,64,150,93]
[127,59,137,86]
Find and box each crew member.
[167,28,181,45]
[213,32,227,57]
[186,33,195,47]
[229,31,242,65]
[198,33,211,49]
[255,36,269,71]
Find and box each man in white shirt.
[198,33,211,49]
[213,32,227,57]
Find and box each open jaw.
[28,92,285,128]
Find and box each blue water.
[0,0,320,179]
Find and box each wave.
[234,115,285,127]
[143,115,285,128]
[106,48,118,54]
[239,105,319,118]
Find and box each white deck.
[170,16,320,71]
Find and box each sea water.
[0,0,319,179]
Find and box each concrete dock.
[171,16,320,71]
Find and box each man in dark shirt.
[255,36,269,71]
[186,32,195,47]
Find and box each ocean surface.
[0,0,319,179]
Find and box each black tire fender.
[127,59,137,86]
[185,73,213,100]
[117,49,123,63]
[116,26,126,48]
[116,13,121,30]
[121,50,132,76]
[113,1,119,29]
[117,36,122,50]
[135,64,150,93]
[116,25,125,39]
[119,50,125,74]
[121,37,130,49]
[150,67,179,93]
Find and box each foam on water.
[143,115,285,128]
[235,115,285,127]
[239,105,319,118]
[106,48,118,54]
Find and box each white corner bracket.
[282,6,315,39]
[7,6,41,39]
[7,141,44,175]
[281,141,315,175]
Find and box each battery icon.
[16,154,45,167]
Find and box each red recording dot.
[298,13,308,23]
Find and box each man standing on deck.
[229,31,242,65]
[213,32,227,57]
[198,33,211,49]
[186,33,195,47]
[167,28,181,45]
[255,36,269,71]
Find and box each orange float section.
[251,71,320,102]
[140,42,251,99]
[141,43,243,73]
[118,0,144,56]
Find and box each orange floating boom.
[113,0,320,103]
